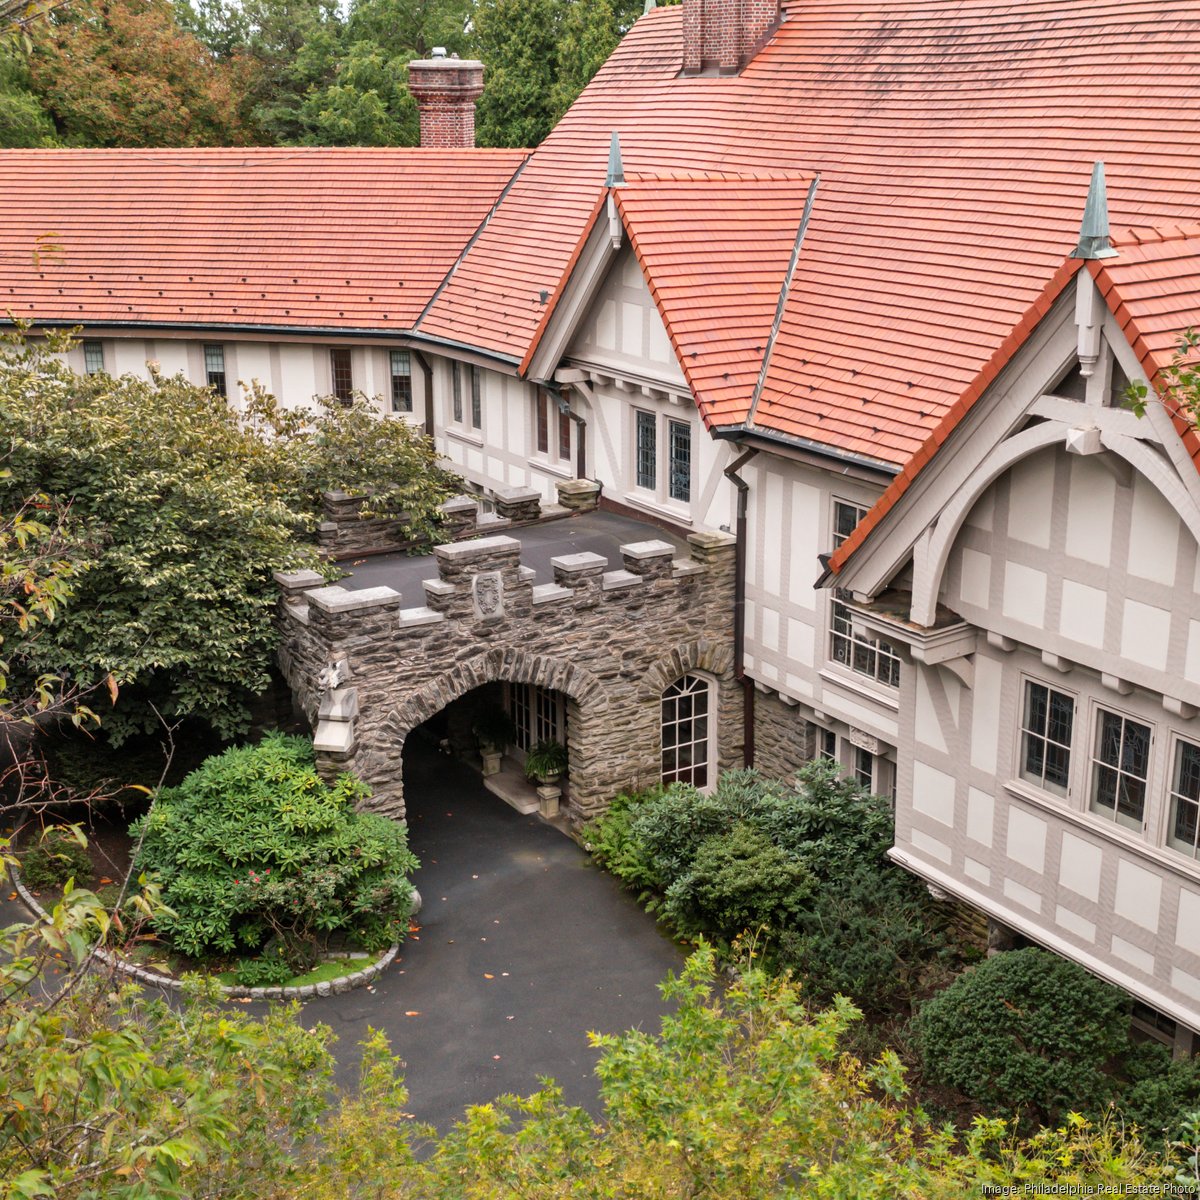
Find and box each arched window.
[661,674,713,788]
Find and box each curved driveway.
[300,742,684,1130]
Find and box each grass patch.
[215,952,385,989]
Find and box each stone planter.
[536,783,562,818]
[481,749,502,776]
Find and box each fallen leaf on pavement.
[405,1011,421,1017]
[483,973,494,979]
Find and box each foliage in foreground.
[584,764,954,1017]
[0,331,457,741]
[290,946,1193,1200]
[915,945,1200,1140]
[131,734,418,967]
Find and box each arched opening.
[660,673,716,791]
[401,679,576,820]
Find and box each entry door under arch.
[661,674,713,789]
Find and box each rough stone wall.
[752,688,813,782]
[276,528,739,827]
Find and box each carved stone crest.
[847,726,879,755]
[472,571,504,620]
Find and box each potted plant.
[472,707,516,776]
[524,739,568,785]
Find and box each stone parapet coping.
[6,827,402,1002]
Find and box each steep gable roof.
[417,0,1200,466]
[0,147,526,332]
[829,225,1200,575]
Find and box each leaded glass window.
[1090,709,1151,830]
[83,341,105,375]
[389,350,412,413]
[635,411,656,489]
[204,344,227,397]
[1020,681,1073,796]
[1169,739,1200,860]
[668,419,691,502]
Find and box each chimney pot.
[408,55,485,148]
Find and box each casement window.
[854,745,874,791]
[667,419,691,502]
[535,390,550,454]
[817,727,837,762]
[832,499,869,550]
[389,350,413,413]
[83,341,105,375]
[1168,738,1200,861]
[204,344,227,397]
[1090,708,1151,830]
[1020,681,1074,796]
[661,674,712,789]
[829,600,901,687]
[557,406,571,460]
[635,410,656,489]
[470,365,482,430]
[330,348,353,404]
[451,362,463,423]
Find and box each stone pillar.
[551,551,607,609]
[431,535,528,624]
[492,484,542,524]
[555,478,601,513]
[620,539,676,583]
[439,494,479,539]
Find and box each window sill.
[817,666,901,713]
[444,426,484,448]
[1002,778,1200,886]
[621,491,693,527]
[530,457,575,480]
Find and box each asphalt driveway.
[296,739,685,1130]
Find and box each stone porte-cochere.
[275,526,741,824]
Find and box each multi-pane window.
[1091,709,1151,830]
[509,684,564,753]
[1020,681,1074,796]
[829,601,901,686]
[558,407,571,460]
[204,344,227,397]
[668,419,691,502]
[330,348,353,404]
[389,350,412,413]
[470,365,482,429]
[661,674,711,788]
[832,499,869,550]
[535,391,549,454]
[818,728,837,762]
[635,411,656,489]
[854,746,874,791]
[451,362,463,423]
[83,341,105,375]
[1168,739,1200,860]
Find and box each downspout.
[551,380,591,480]
[412,348,435,438]
[723,445,758,767]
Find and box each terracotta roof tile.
[0,147,526,331]
[419,0,1200,464]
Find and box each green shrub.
[661,822,813,941]
[583,787,662,892]
[19,825,92,890]
[234,952,295,988]
[131,734,418,966]
[627,781,736,888]
[914,946,1128,1129]
[1120,1042,1200,1145]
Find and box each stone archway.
[274,526,741,827]
[371,648,610,819]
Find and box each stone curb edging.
[5,828,406,1001]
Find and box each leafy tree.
[27,0,259,146]
[914,946,1130,1130]
[0,334,458,741]
[296,40,418,146]
[0,45,53,145]
[131,734,418,966]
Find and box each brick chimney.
[407,49,485,148]
[681,0,782,75]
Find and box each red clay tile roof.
[0,147,526,331]
[828,226,1200,575]
[418,0,1200,466]
[615,173,812,415]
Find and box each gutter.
[723,444,759,768]
[711,424,899,481]
[547,380,589,479]
[411,348,435,438]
